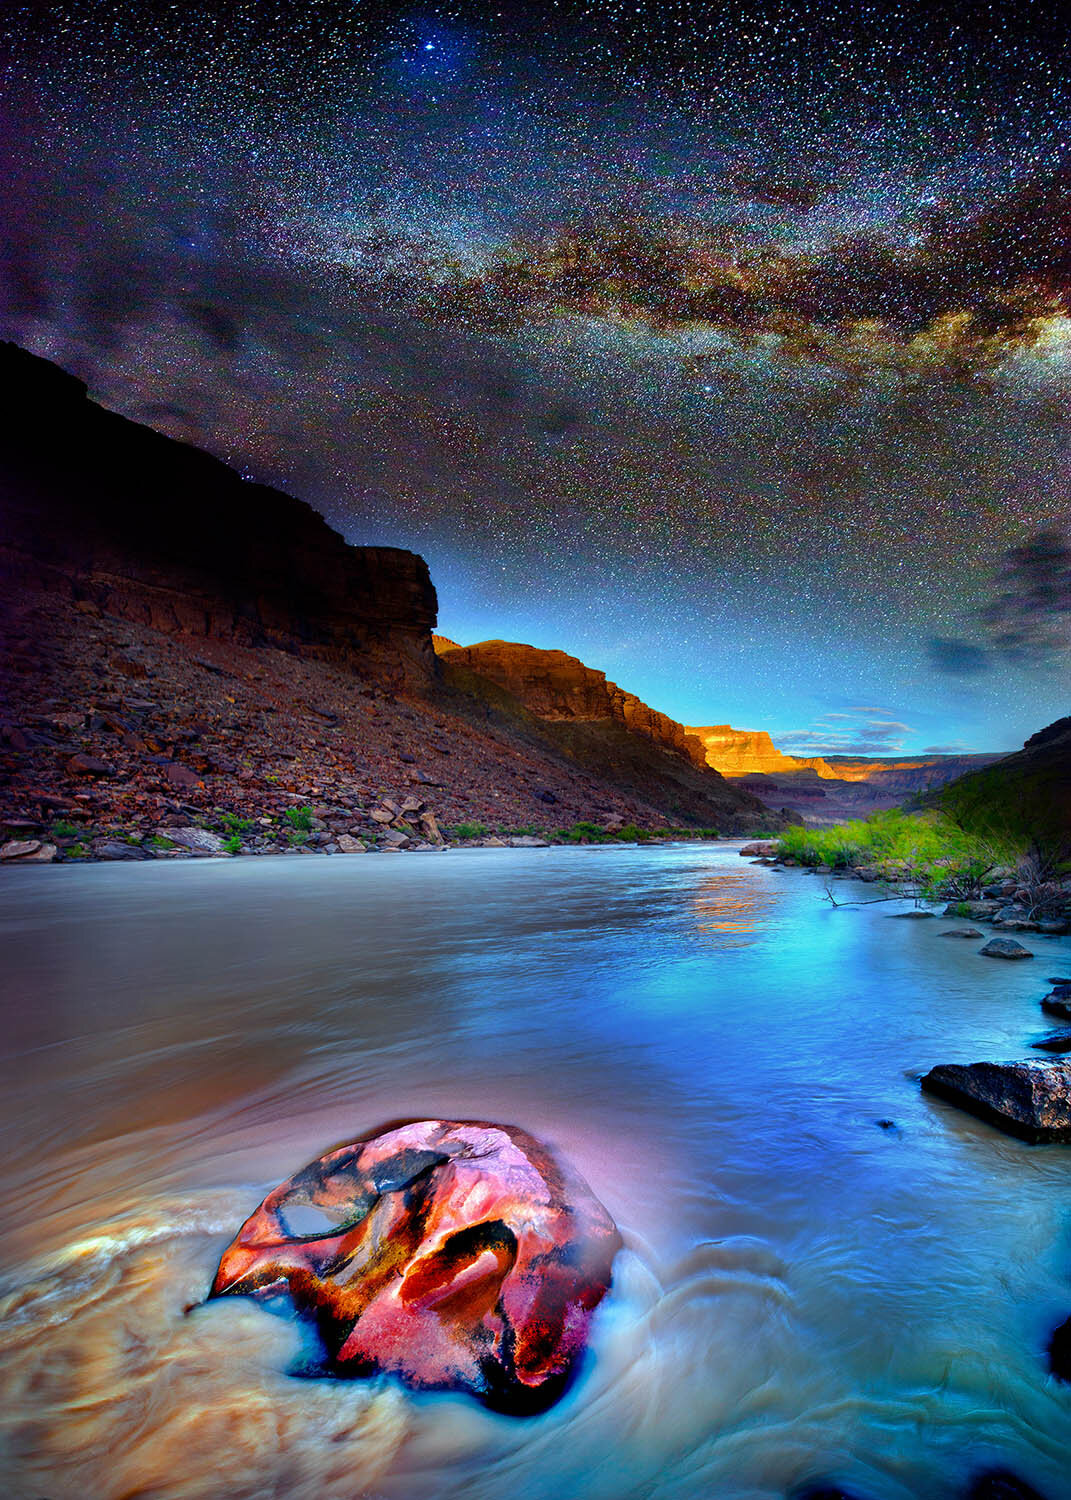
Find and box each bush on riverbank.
[777,810,1020,898]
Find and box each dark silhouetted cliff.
[0,342,438,686]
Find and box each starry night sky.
[2,0,1070,755]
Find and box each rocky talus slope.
[435,640,770,830]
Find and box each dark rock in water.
[1030,1031,1071,1054]
[209,1118,621,1414]
[792,1485,871,1500]
[1041,988,1071,1022]
[965,1467,1049,1500]
[921,1059,1071,1142]
[889,909,936,919]
[1048,1315,1071,1382]
[939,928,984,938]
[979,938,1033,960]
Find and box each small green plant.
[614,823,650,841]
[65,841,90,859]
[220,811,253,836]
[149,833,177,850]
[222,833,243,855]
[50,819,80,840]
[451,822,489,839]
[559,821,613,844]
[287,828,309,847]
[284,805,314,833]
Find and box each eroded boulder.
[921,1059,1071,1142]
[209,1119,621,1413]
[979,937,1033,960]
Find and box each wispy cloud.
[774,712,915,757]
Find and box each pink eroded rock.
[209,1119,621,1413]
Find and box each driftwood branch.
[820,882,925,908]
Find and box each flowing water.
[2,844,1071,1500]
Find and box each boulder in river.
[979,937,1034,959]
[1030,1031,1071,1054]
[921,1059,1071,1142]
[965,1468,1049,1500]
[1040,984,1071,1022]
[1048,1315,1071,1382]
[939,928,984,938]
[209,1119,621,1414]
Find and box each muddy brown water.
[2,845,1071,1499]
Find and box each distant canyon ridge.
[684,725,1003,824]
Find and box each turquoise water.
[1,844,1070,1499]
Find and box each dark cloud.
[930,526,1071,674]
[927,636,989,676]
[981,526,1071,663]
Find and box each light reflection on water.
[691,866,776,946]
[1,845,1070,1500]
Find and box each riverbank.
[0,581,774,866]
[738,812,1071,939]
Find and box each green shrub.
[450,822,489,839]
[287,829,309,847]
[222,833,243,855]
[283,805,314,833]
[220,812,253,836]
[778,810,1021,896]
[558,822,613,843]
[50,819,80,840]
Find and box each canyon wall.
[436,640,709,769]
[0,342,438,687]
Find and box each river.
[2,844,1070,1500]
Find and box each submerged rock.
[1040,984,1071,1022]
[979,937,1034,960]
[965,1468,1049,1500]
[921,1059,1071,1142]
[939,928,984,938]
[209,1119,621,1414]
[1048,1315,1071,1382]
[1030,1031,1071,1054]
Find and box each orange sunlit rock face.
[210,1120,621,1414]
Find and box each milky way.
[2,0,1069,751]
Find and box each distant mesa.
[687,724,837,778]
